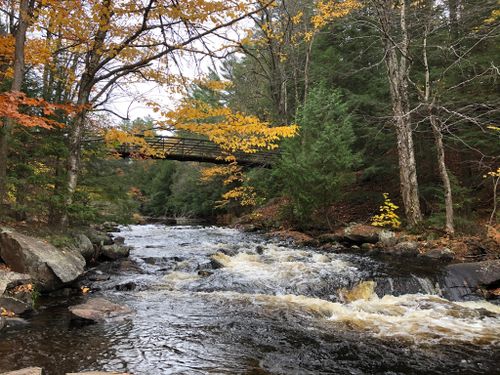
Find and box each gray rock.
[218,247,238,257]
[422,247,455,261]
[0,296,31,315]
[114,281,136,291]
[378,230,397,247]
[209,258,225,269]
[1,316,29,329]
[98,222,120,232]
[344,224,381,244]
[0,368,43,375]
[443,260,500,300]
[0,316,5,330]
[101,244,131,260]
[113,236,125,245]
[69,298,133,322]
[0,228,85,291]
[83,229,113,246]
[0,270,31,296]
[198,270,213,277]
[361,243,374,251]
[393,241,419,257]
[72,234,94,261]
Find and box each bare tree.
[373,0,423,226]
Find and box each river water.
[0,225,499,374]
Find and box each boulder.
[197,270,213,277]
[360,243,374,251]
[114,281,136,291]
[325,224,385,245]
[0,228,85,291]
[271,230,318,246]
[83,229,113,247]
[209,257,225,269]
[100,244,131,260]
[96,222,120,232]
[392,241,419,257]
[72,234,94,261]
[69,298,133,322]
[0,368,43,375]
[0,296,32,315]
[378,230,398,247]
[112,236,125,245]
[443,260,500,300]
[0,270,31,296]
[344,224,381,244]
[421,247,455,261]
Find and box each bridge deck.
[88,135,280,167]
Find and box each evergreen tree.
[278,86,359,224]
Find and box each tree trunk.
[392,101,422,226]
[59,0,112,226]
[60,89,90,227]
[421,14,455,235]
[0,0,31,212]
[379,0,423,226]
[430,114,454,234]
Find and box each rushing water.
[0,225,499,374]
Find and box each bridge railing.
[85,134,280,167]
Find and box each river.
[0,225,499,374]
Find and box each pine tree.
[278,85,359,223]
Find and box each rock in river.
[72,233,95,261]
[0,228,85,291]
[100,244,131,260]
[392,241,419,257]
[443,259,500,300]
[0,270,33,314]
[69,298,133,322]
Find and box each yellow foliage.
[161,99,297,154]
[12,283,33,294]
[103,128,166,159]
[1,307,15,317]
[483,167,500,179]
[220,186,259,207]
[312,0,361,29]
[371,193,401,229]
[160,96,296,208]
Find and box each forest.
[0,0,499,235]
[1,1,500,374]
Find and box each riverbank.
[0,222,131,323]
[233,205,500,302]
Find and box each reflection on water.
[0,225,498,375]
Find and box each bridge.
[87,135,280,167]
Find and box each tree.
[12,0,275,226]
[0,0,33,211]
[278,85,359,224]
[372,0,423,227]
